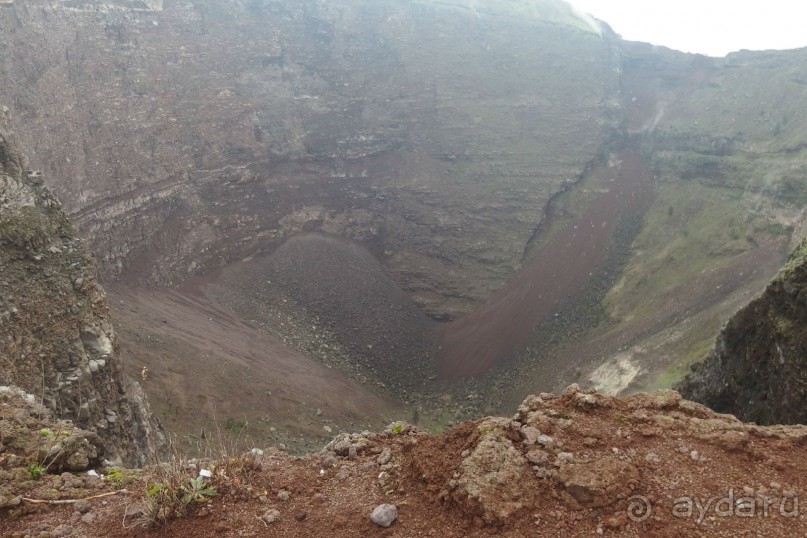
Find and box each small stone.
[574,393,598,407]
[370,503,398,528]
[557,452,574,462]
[294,511,308,521]
[277,490,291,502]
[536,434,554,447]
[377,448,392,465]
[604,513,628,529]
[261,508,281,524]
[520,426,541,445]
[333,438,352,457]
[526,449,549,465]
[50,524,73,538]
[74,499,91,514]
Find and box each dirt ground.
[4,386,807,538]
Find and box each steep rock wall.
[0,108,163,465]
[678,241,807,424]
[0,0,621,318]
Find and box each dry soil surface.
[4,386,807,538]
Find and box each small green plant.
[389,421,405,434]
[104,467,136,487]
[141,474,218,527]
[26,462,43,480]
[143,480,183,526]
[106,467,124,482]
[38,428,53,438]
[180,477,218,504]
[224,417,246,432]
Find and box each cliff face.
[678,241,807,424]
[0,108,163,466]
[0,0,621,319]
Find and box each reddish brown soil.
[5,387,807,538]
[438,150,653,379]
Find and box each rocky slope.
[679,240,807,425]
[0,109,163,466]
[3,385,807,537]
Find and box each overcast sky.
[569,0,807,57]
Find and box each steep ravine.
[439,149,653,379]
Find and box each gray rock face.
[0,0,620,319]
[370,503,398,528]
[0,112,164,466]
[678,241,807,425]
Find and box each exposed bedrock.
[679,241,807,425]
[0,0,622,320]
[0,110,164,466]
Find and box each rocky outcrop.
[399,385,807,534]
[0,109,163,466]
[0,386,105,476]
[678,240,807,425]
[450,418,535,525]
